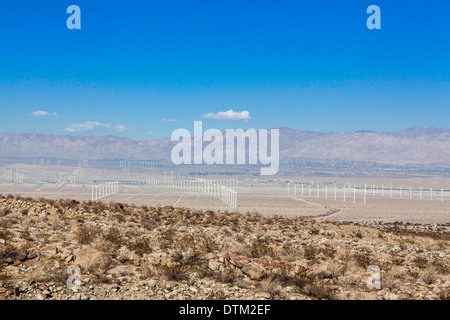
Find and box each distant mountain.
[1,128,450,165]
[0,132,173,160]
[279,127,450,164]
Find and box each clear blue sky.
[0,0,449,139]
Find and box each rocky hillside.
[0,195,448,300]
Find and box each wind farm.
[1,155,449,232]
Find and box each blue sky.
[0,0,449,139]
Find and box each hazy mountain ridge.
[1,128,450,165]
[279,128,450,164]
[0,132,172,160]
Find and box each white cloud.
[31,110,58,117]
[114,124,127,132]
[202,109,250,120]
[63,121,127,133]
[162,118,179,122]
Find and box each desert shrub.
[158,228,176,249]
[0,263,6,280]
[102,227,124,246]
[63,199,79,209]
[75,225,100,244]
[212,290,227,300]
[159,264,188,281]
[0,228,12,241]
[320,245,336,258]
[165,234,201,266]
[0,218,13,228]
[0,208,12,217]
[439,290,449,300]
[391,256,404,266]
[90,272,112,284]
[173,234,196,252]
[279,243,299,259]
[305,280,336,300]
[113,214,126,223]
[303,245,318,261]
[35,232,50,244]
[213,269,237,285]
[260,274,284,299]
[90,201,108,214]
[334,261,349,275]
[34,268,68,285]
[140,262,155,280]
[291,270,314,289]
[431,259,449,274]
[246,237,275,258]
[130,237,153,255]
[20,228,34,241]
[142,212,160,229]
[422,269,436,285]
[412,257,428,269]
[407,268,419,278]
[0,245,27,262]
[272,265,293,286]
[198,234,219,254]
[292,271,336,300]
[55,206,64,215]
[352,252,374,269]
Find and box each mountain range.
[1,127,450,165]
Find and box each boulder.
[106,265,140,277]
[75,248,110,271]
[40,245,57,256]
[116,246,138,262]
[242,262,267,281]
[229,254,251,268]
[144,252,164,265]
[208,259,221,271]
[292,259,309,270]
[257,256,272,267]
[202,252,218,261]
[60,248,73,260]
[308,264,332,278]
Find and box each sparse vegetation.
[159,264,189,281]
[102,227,124,246]
[413,257,428,269]
[246,237,275,258]
[75,225,100,244]
[0,195,448,300]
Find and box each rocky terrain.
[0,194,448,300]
